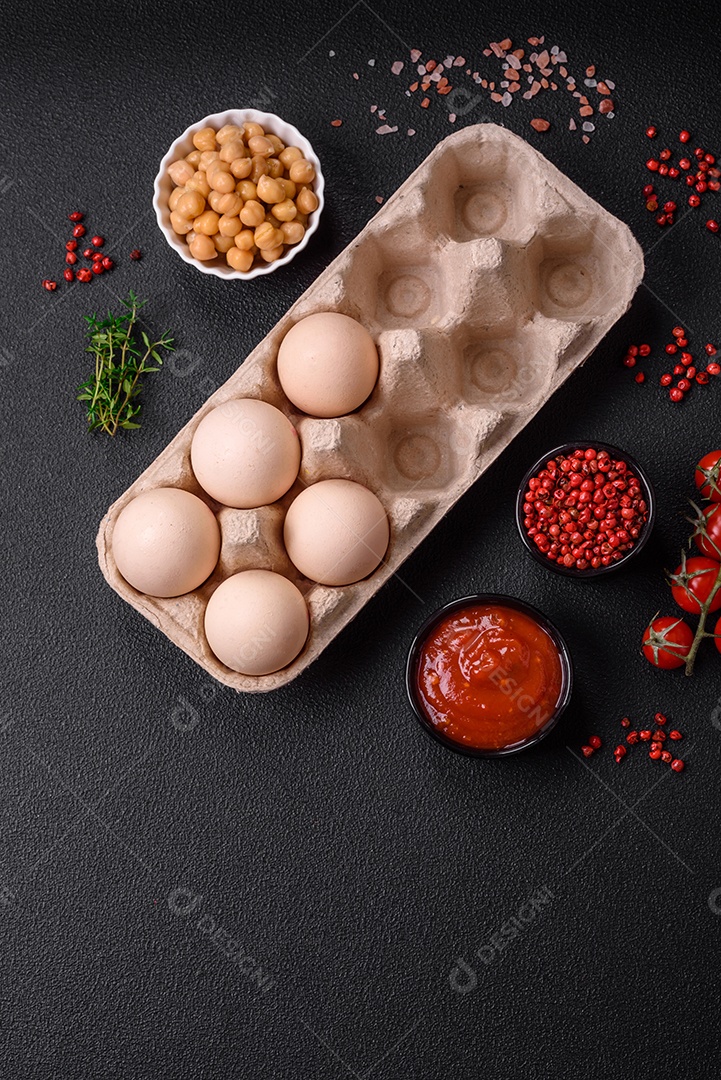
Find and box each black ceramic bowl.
[515,441,656,578]
[405,593,574,758]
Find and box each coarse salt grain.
[375,124,397,134]
[391,61,404,75]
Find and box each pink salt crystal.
[407,128,416,136]
[375,196,384,204]
[501,91,512,106]
[537,49,549,67]
[454,56,465,65]
[582,134,590,143]
[376,124,398,134]
[391,61,404,75]
[370,104,377,112]
[449,113,456,123]
[410,49,421,62]
[569,118,577,130]
[353,72,359,80]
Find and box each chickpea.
[227,247,254,272]
[239,199,265,228]
[294,212,309,228]
[186,171,211,197]
[267,134,285,154]
[193,210,221,235]
[219,140,248,163]
[280,178,297,200]
[215,191,242,216]
[250,155,269,183]
[170,210,194,235]
[230,156,253,180]
[295,186,319,215]
[279,146,303,169]
[280,221,305,245]
[236,180,257,201]
[185,230,197,245]
[168,159,195,186]
[234,229,256,251]
[193,128,217,151]
[260,245,285,263]
[256,174,286,205]
[175,189,206,219]
[216,124,244,145]
[208,167,236,194]
[248,135,274,158]
[218,213,243,237]
[189,233,217,261]
[289,159,316,185]
[199,150,220,171]
[271,198,297,222]
[213,233,236,253]
[267,157,284,179]
[254,222,284,250]
[169,186,186,212]
[185,149,202,167]
[243,122,265,140]
[208,190,226,213]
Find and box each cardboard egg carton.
[97,123,644,692]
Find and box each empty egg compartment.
[448,314,580,412]
[524,208,637,323]
[421,125,544,247]
[342,221,455,333]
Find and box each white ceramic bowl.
[153,108,325,280]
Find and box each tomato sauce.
[414,603,565,752]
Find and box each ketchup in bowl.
[406,595,573,756]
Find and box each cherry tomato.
[670,556,721,614]
[714,614,721,656]
[642,616,695,669]
[695,504,721,559]
[695,450,721,503]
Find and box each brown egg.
[283,479,389,585]
[277,312,379,418]
[204,570,309,675]
[112,488,220,597]
[190,398,301,509]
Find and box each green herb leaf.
[77,292,174,437]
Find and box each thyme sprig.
[77,291,174,436]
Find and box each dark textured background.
[2,1,721,1076]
